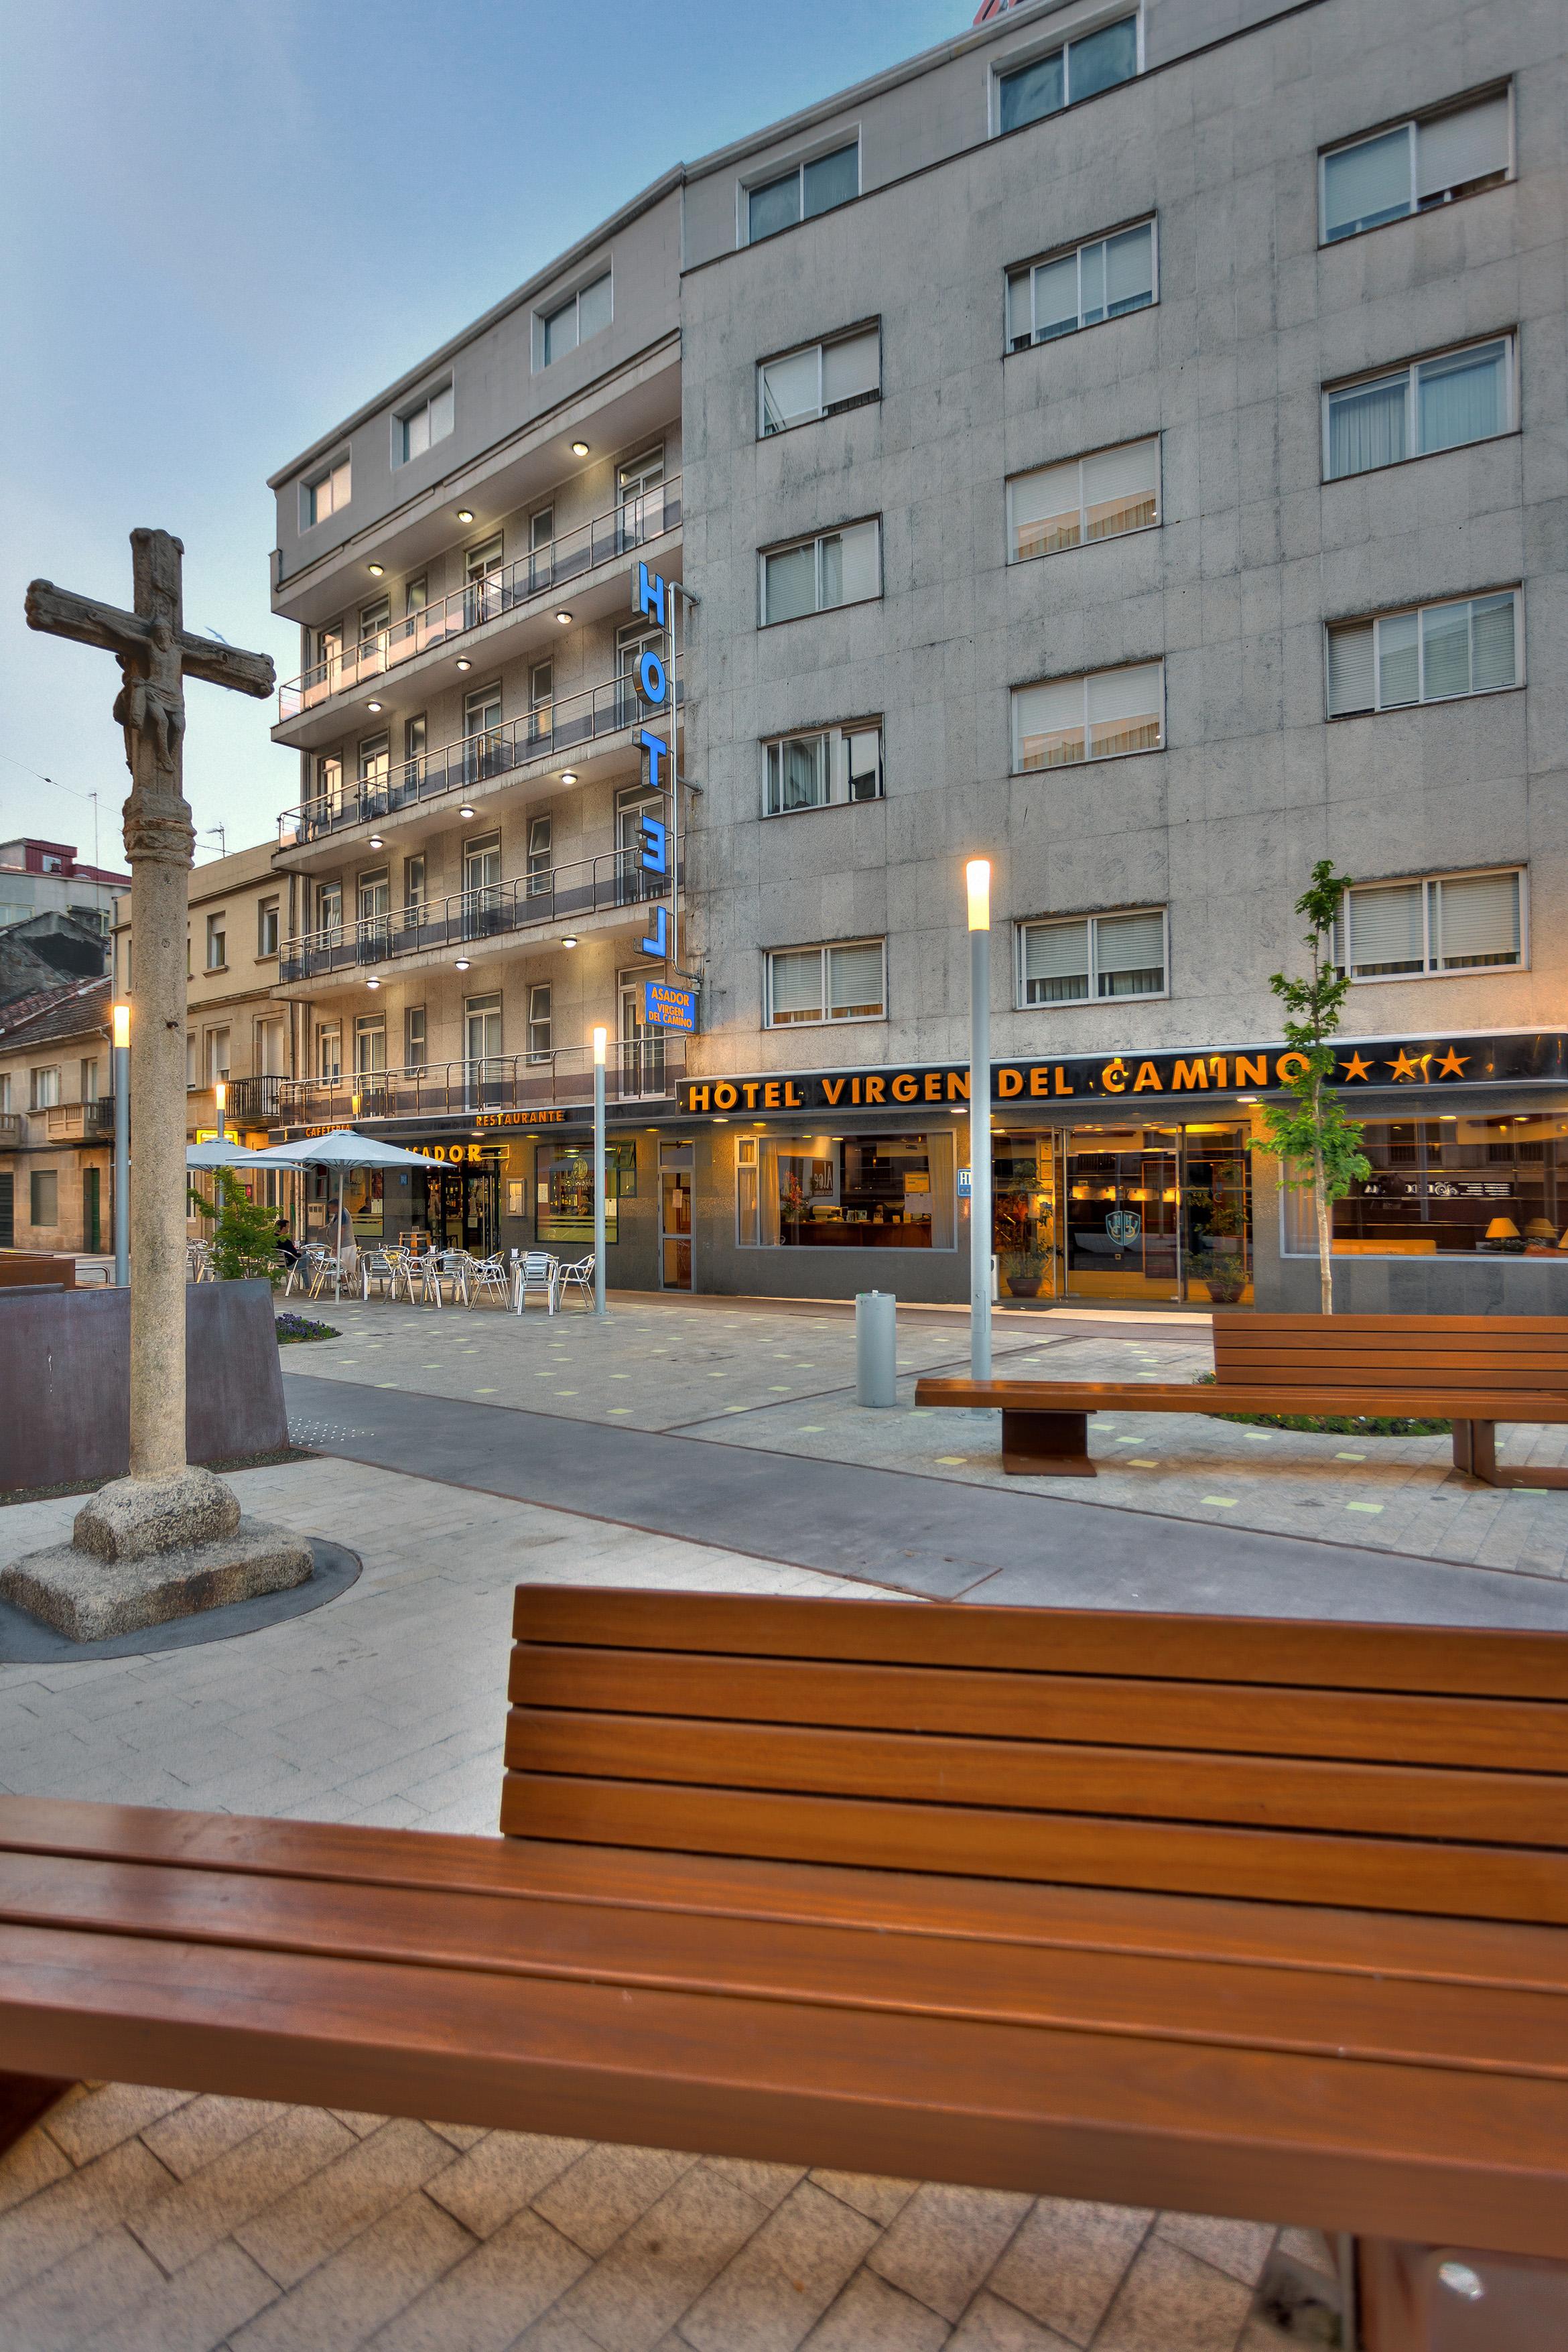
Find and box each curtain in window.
[1015,677,1084,769]
[765,543,817,623]
[803,145,857,218]
[749,176,799,242]
[1079,240,1107,325]
[1068,17,1137,102]
[1033,253,1079,340]
[758,1142,785,1245]
[1087,663,1162,757]
[1000,52,1063,134]
[1104,224,1154,315]
[822,330,878,407]
[1348,884,1424,974]
[1327,621,1375,715]
[1377,611,1420,707]
[827,941,884,1017]
[1416,94,1509,200]
[1323,127,1411,238]
[769,951,824,1024]
[1025,920,1090,1002]
[761,348,819,433]
[1436,871,1519,967]
[834,521,880,606]
[1418,342,1505,453]
[1010,459,1080,557]
[578,274,612,340]
[1421,601,1472,700]
[771,735,827,813]
[1469,592,1516,692]
[1082,440,1158,537]
[1096,910,1165,995]
[1327,375,1407,477]
[927,1131,957,1250]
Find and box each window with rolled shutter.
[1435,871,1520,968]
[1096,910,1166,996]
[1347,883,1425,976]
[1417,94,1509,204]
[1023,920,1090,1004]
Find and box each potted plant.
[1000,1240,1049,1299]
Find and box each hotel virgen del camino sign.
[677,1032,1568,1116]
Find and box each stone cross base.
[0,1468,314,1644]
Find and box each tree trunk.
[1311,1096,1333,1315]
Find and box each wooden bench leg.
[0,2074,72,2160]
[1000,1409,1095,1477]
[1453,1419,1498,1484]
[1355,2235,1568,2349]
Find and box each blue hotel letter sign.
[643,978,696,1033]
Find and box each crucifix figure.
[10,531,310,1624]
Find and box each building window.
[758,326,880,436]
[29,1065,60,1110]
[764,721,883,815]
[536,1142,629,1246]
[206,1029,231,1084]
[403,855,426,917]
[1321,88,1510,243]
[357,868,390,935]
[761,520,880,626]
[466,992,502,1065]
[1007,221,1155,352]
[205,911,226,970]
[358,596,389,643]
[256,1018,285,1077]
[313,755,343,815]
[403,714,427,771]
[358,732,390,792]
[30,1170,58,1228]
[1008,438,1159,560]
[527,983,553,1061]
[405,1006,426,1070]
[405,577,428,617]
[464,681,502,738]
[766,939,885,1027]
[257,897,279,958]
[746,141,858,243]
[354,1014,387,1075]
[530,507,554,555]
[80,1057,100,1102]
[316,880,343,942]
[539,271,611,366]
[527,815,553,896]
[997,15,1138,134]
[186,1033,196,1089]
[300,454,350,529]
[0,1075,9,1112]
[1283,1112,1561,1258]
[1324,338,1513,480]
[1012,662,1165,770]
[1019,909,1168,1004]
[1327,591,1521,716]
[318,1024,342,1082]
[1333,870,1524,981]
[395,381,454,465]
[743,1132,956,1250]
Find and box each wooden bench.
[1,1585,1565,2315]
[917,1311,1568,1479]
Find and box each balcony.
[0,1112,22,1148]
[269,1038,683,1129]
[277,667,683,853]
[279,854,671,986]
[275,478,681,726]
[224,1076,291,1123]
[44,1100,114,1141]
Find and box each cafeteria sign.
[644,978,696,1033]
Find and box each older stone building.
[263,0,1567,1307]
[0,976,113,1254]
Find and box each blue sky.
[1,0,962,866]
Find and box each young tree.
[191,1168,286,1283]
[1252,860,1370,1315]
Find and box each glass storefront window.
[1053,1122,1252,1303]
[1283,1116,1568,1256]
[536,1142,635,1247]
[746,1132,956,1248]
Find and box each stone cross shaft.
[25,531,274,1479]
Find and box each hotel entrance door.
[1063,1132,1181,1300]
[660,1142,692,1290]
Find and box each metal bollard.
[855,1289,897,1408]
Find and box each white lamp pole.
[112,1000,130,1288]
[592,1025,608,1315]
[214,1077,226,1145]
[966,859,992,1380]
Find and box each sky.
[1,0,965,869]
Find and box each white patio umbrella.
[245,1130,437,1293]
[185,1138,271,1169]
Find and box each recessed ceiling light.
[456,657,472,671]
[454,957,470,971]
[562,935,579,948]
[570,441,590,457]
[456,507,474,523]
[367,563,385,577]
[365,700,383,712]
[554,610,572,625]
[368,834,384,848]
[459,804,476,819]
[559,771,578,785]
[712,1115,729,1124]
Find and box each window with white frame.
[206,1028,231,1084]
[764,721,883,815]
[1007,221,1154,352]
[758,326,880,436]
[1008,438,1159,560]
[354,1014,386,1075]
[80,1057,100,1102]
[1333,870,1523,980]
[761,520,880,625]
[358,596,389,643]
[1324,337,1514,478]
[0,1075,9,1112]
[746,141,858,244]
[1320,88,1510,243]
[527,983,553,1061]
[1019,909,1167,1004]
[996,14,1138,135]
[185,1033,196,1089]
[1012,662,1164,771]
[405,1006,426,1069]
[205,911,226,970]
[257,897,279,958]
[300,454,350,529]
[766,939,885,1027]
[1326,591,1521,716]
[395,381,454,465]
[29,1065,60,1110]
[318,1023,342,1082]
[539,271,611,367]
[527,815,553,896]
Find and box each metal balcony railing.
[277,669,683,848]
[279,852,673,983]
[269,1038,682,1128]
[0,1112,23,1147]
[44,1100,114,1140]
[277,478,681,724]
[224,1076,290,1122]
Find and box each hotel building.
[262,0,1568,1310]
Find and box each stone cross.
[25,531,273,1488]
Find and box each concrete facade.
[263,0,1568,1308]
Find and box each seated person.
[273,1220,301,1268]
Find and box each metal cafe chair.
[410,1252,446,1309]
[360,1248,402,1302]
[438,1249,473,1307]
[513,1249,558,1315]
[556,1254,595,1309]
[283,1246,328,1299]
[467,1254,511,1308]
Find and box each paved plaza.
[1,1291,1561,2347]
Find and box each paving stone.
[550,2159,771,2352]
[38,2081,193,2167]
[0,2137,173,2300]
[710,2157,809,2212]
[531,2142,696,2258]
[986,2197,1154,2344]
[1094,2235,1257,2351]
[331,2109,391,2139]
[798,2267,952,2350]
[131,2105,356,2274]
[142,2094,291,2181]
[229,2191,473,2352]
[0,2123,71,2221]
[948,2289,1080,2349]
[0,2219,164,2352]
[427,2119,489,2151]
[426,2130,589,2240]
[511,2310,611,2352]
[1273,2226,1337,2280]
[366,2205,590,2351]
[1156,2211,1279,2285]
[234,2116,459,2287]
[680,2177,880,2352]
[866,2181,1033,2323]
[74,2235,281,2351]
[807,2168,919,2226]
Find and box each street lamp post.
[112,1002,130,1289]
[213,1077,226,1145]
[966,859,992,1380]
[592,1025,607,1315]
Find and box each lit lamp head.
[965,858,992,932]
[592,1025,608,1068]
[213,1080,227,1115]
[1485,1215,1521,1251]
[111,1002,129,1051]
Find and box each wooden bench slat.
[2,1852,1563,2081]
[503,1711,1568,1846]
[1207,1361,1568,1388]
[511,1589,1568,1701]
[915,1379,1568,1417]
[1214,1315,1568,1333]
[6,1919,1565,2254]
[510,1646,1568,1772]
[499,1772,1568,1923]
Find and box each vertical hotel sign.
[632,561,674,967]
